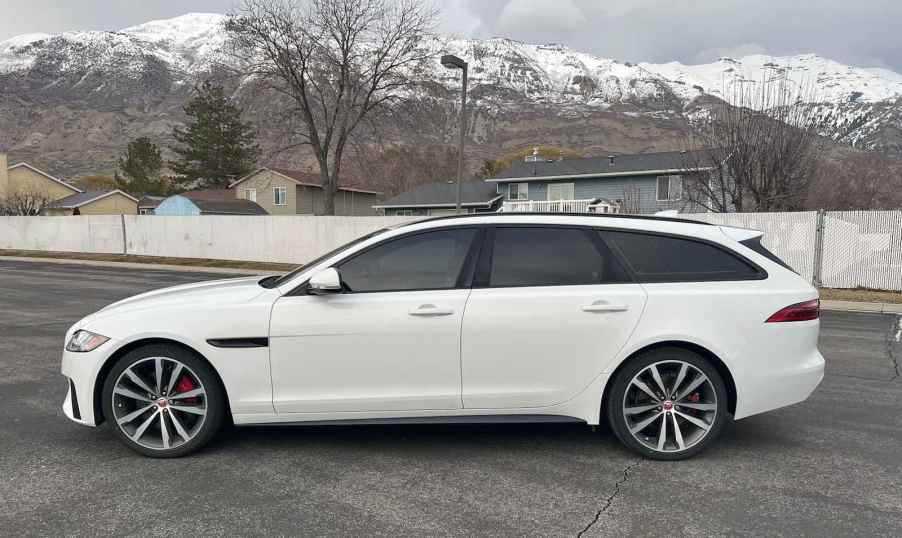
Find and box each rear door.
[460,226,647,409]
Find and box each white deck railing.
[502,199,595,213]
[501,199,620,213]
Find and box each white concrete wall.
[0,215,124,254]
[122,215,411,264]
[5,212,898,290]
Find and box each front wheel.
[606,348,729,460]
[101,344,225,458]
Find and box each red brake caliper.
[175,375,199,404]
[687,392,701,403]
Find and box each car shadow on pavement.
[202,418,791,460]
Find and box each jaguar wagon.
[62,213,824,459]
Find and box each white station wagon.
[62,213,824,459]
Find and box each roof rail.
[406,212,711,226]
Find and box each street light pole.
[442,54,468,214]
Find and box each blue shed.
[153,192,268,216]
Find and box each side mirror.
[308,267,342,294]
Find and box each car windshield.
[264,228,389,288]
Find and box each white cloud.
[496,0,587,36]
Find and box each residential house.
[0,152,82,206]
[489,149,709,214]
[154,189,268,216]
[42,190,139,216]
[229,167,381,216]
[137,195,165,215]
[374,180,503,216]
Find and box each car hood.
[77,275,272,329]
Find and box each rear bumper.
[734,348,825,420]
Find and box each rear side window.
[740,236,795,273]
[602,230,762,282]
[488,227,630,287]
[339,229,477,292]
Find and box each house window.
[656,175,682,201]
[245,188,257,202]
[546,183,575,201]
[395,209,414,216]
[507,182,528,200]
[273,186,287,206]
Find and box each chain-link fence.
[684,210,902,291]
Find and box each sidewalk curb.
[0,256,275,275]
[821,300,902,314]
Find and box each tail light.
[766,299,820,322]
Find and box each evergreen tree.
[116,137,169,195]
[170,81,260,189]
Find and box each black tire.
[102,344,226,458]
[606,347,730,461]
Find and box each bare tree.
[226,0,437,214]
[682,68,828,212]
[0,191,51,215]
[621,185,641,214]
[347,143,458,197]
[807,150,902,210]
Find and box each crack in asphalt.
[830,314,901,383]
[887,315,901,382]
[576,459,642,537]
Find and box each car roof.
[405,212,711,227]
[384,212,728,245]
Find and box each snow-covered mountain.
[1,13,901,176]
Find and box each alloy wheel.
[622,360,718,454]
[111,357,208,451]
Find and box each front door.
[269,227,480,413]
[461,226,647,409]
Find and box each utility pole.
[441,54,468,214]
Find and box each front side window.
[338,228,477,292]
[488,227,630,287]
[507,183,528,200]
[273,186,287,205]
[603,230,761,282]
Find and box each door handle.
[408,304,454,316]
[581,300,629,313]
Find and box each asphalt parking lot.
[0,259,900,537]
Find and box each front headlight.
[66,330,110,353]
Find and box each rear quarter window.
[740,236,796,273]
[602,230,764,282]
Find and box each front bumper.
[61,342,117,427]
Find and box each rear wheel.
[101,344,225,458]
[606,348,729,460]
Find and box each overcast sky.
[2,0,900,71]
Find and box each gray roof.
[374,180,501,208]
[193,198,268,215]
[137,195,165,208]
[44,189,135,208]
[490,150,707,182]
